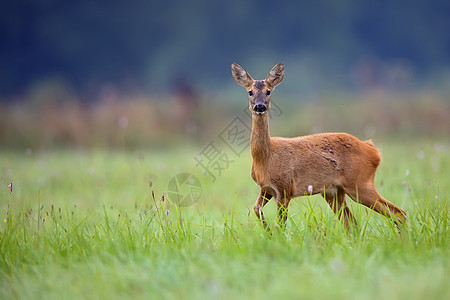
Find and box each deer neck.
[251,113,272,162]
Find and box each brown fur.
[231,62,406,231]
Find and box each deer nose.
[254,104,267,113]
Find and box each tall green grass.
[0,139,448,299]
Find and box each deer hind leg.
[254,190,272,230]
[322,187,357,230]
[276,195,292,228]
[344,183,406,225]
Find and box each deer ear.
[231,62,253,88]
[265,63,284,88]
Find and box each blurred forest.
[0,0,449,149]
[1,0,450,96]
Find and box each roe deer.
[231,62,406,231]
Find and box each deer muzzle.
[253,98,267,114]
[254,104,267,114]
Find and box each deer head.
[231,62,284,115]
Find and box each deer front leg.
[254,190,272,230]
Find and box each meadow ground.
[0,138,448,299]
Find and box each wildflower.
[417,151,425,160]
[88,167,95,175]
[8,182,12,193]
[405,169,410,177]
[166,209,169,216]
[307,185,313,194]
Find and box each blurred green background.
[0,0,449,150]
[0,4,449,298]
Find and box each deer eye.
[266,90,271,96]
[248,91,253,96]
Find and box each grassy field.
[0,138,448,299]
